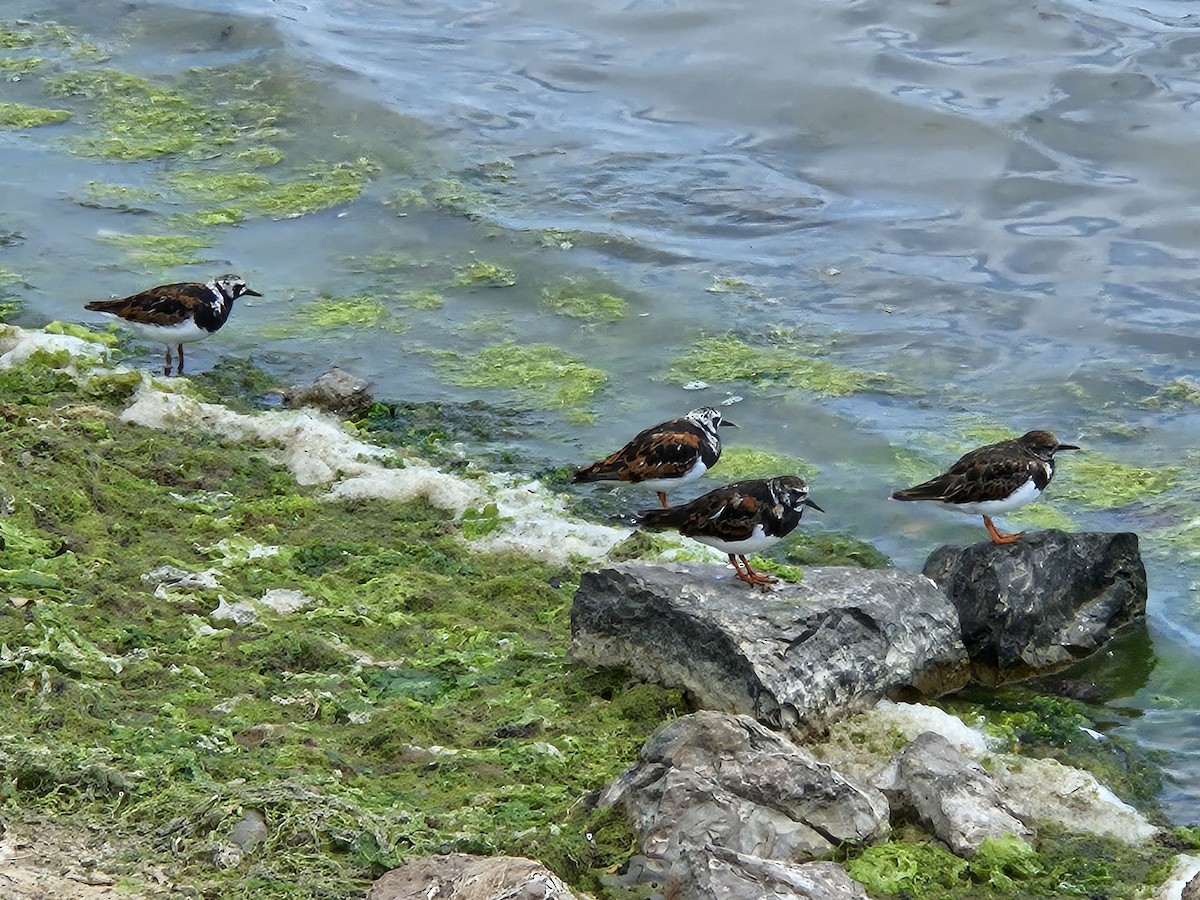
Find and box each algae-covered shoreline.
[0,327,1192,899]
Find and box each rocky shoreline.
[0,326,1196,900]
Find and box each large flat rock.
[570,562,969,735]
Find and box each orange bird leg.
[163,347,173,376]
[177,342,185,375]
[983,515,1023,545]
[656,491,668,508]
[730,554,776,591]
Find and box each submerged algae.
[541,279,629,323]
[99,233,212,271]
[0,101,70,127]
[668,334,892,397]
[435,341,608,424]
[716,445,817,481]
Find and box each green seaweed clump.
[716,445,817,481]
[844,841,968,895]
[455,260,517,288]
[968,835,1041,889]
[99,233,212,271]
[844,827,1174,899]
[45,69,231,159]
[297,294,402,332]
[1055,456,1179,510]
[436,341,607,423]
[780,532,891,569]
[249,158,377,218]
[0,101,70,128]
[541,279,629,322]
[668,334,890,397]
[168,170,272,202]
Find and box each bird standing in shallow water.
[85,273,261,376]
[633,475,823,591]
[572,406,737,508]
[890,430,1079,545]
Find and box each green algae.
[99,233,212,271]
[0,101,70,128]
[77,181,162,209]
[845,841,967,895]
[398,289,445,310]
[715,445,817,481]
[388,178,492,218]
[944,688,1166,810]
[45,69,231,159]
[261,294,405,337]
[454,260,517,288]
[0,55,44,75]
[0,348,684,897]
[668,334,892,397]
[1055,456,1179,510]
[843,827,1174,899]
[44,320,119,347]
[249,158,377,218]
[780,532,891,569]
[541,279,629,322]
[435,341,607,424]
[169,170,272,202]
[1137,377,1200,409]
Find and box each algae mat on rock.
[0,343,680,898]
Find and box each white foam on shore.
[815,700,1160,847]
[117,374,631,564]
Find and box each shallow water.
[2,0,1200,820]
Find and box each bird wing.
[573,418,702,483]
[893,446,1034,504]
[637,482,764,542]
[85,283,212,325]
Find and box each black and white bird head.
[769,474,824,516]
[685,406,738,433]
[210,274,262,305]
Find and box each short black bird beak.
[1056,443,1080,452]
[720,420,739,428]
[243,288,263,297]
[804,498,824,513]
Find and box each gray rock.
[922,530,1147,684]
[873,731,1035,856]
[673,847,870,900]
[282,368,373,418]
[367,853,581,900]
[570,562,969,736]
[599,711,889,884]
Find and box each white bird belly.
[943,478,1042,516]
[121,318,212,346]
[691,523,778,555]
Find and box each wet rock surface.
[367,853,581,900]
[570,562,969,736]
[599,711,888,892]
[872,731,1035,856]
[281,368,373,418]
[923,530,1147,684]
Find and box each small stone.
[282,368,373,418]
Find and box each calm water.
[2,0,1199,820]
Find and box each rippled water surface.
[3,0,1200,819]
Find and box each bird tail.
[571,461,618,484]
[84,298,123,312]
[890,481,946,502]
[630,505,688,529]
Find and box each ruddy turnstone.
[890,430,1079,545]
[633,475,822,591]
[85,274,261,375]
[572,406,737,508]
